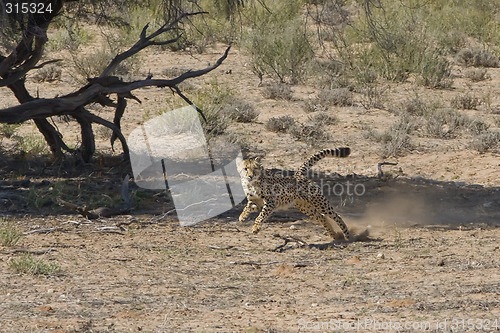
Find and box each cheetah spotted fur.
[236,148,351,241]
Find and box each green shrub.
[0,123,20,138]
[417,50,453,88]
[13,134,49,156]
[72,46,138,83]
[191,81,234,138]
[9,253,62,276]
[244,2,314,83]
[0,219,21,247]
[47,25,92,52]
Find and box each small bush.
[192,81,234,138]
[31,64,62,82]
[313,59,349,90]
[47,25,92,52]
[451,93,481,110]
[307,112,338,126]
[0,123,20,138]
[380,130,412,158]
[203,109,231,138]
[262,82,293,100]
[265,116,296,133]
[13,134,49,156]
[319,88,353,107]
[455,48,499,67]
[289,123,329,145]
[467,119,490,135]
[221,98,259,123]
[9,253,62,276]
[400,96,430,117]
[425,109,471,138]
[464,68,489,82]
[306,88,353,113]
[377,114,415,157]
[0,219,21,247]
[72,47,138,82]
[470,131,500,153]
[418,51,453,88]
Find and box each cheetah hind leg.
[308,197,350,241]
[295,199,350,241]
[294,199,338,240]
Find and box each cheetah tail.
[297,147,351,177]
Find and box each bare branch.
[170,85,207,122]
[99,11,208,78]
[0,46,231,124]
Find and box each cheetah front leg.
[252,201,275,234]
[239,200,260,222]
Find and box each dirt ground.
[1,41,499,332]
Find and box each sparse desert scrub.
[305,88,353,112]
[0,123,20,139]
[380,115,415,157]
[261,81,293,100]
[455,48,499,67]
[244,0,314,83]
[464,68,489,82]
[30,64,62,83]
[9,253,62,276]
[451,93,481,110]
[289,122,329,145]
[470,131,500,153]
[0,219,21,247]
[265,116,296,133]
[399,96,433,117]
[424,108,472,138]
[307,111,338,126]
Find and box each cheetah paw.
[251,226,261,234]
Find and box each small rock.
[348,256,361,263]
[36,305,54,313]
[377,253,385,259]
[289,225,296,230]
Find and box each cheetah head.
[236,157,263,184]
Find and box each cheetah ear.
[254,157,262,164]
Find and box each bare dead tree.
[0,0,231,162]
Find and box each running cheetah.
[237,148,351,241]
